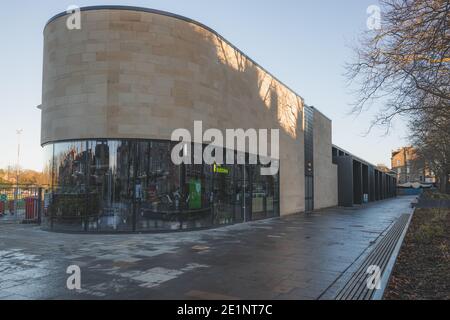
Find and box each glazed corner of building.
[39,6,395,220]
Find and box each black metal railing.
[0,184,45,224]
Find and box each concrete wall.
[41,7,313,216]
[313,110,338,209]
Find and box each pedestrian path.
[0,196,415,299]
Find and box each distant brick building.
[391,147,435,184]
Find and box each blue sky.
[0,0,408,171]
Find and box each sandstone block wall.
[41,7,336,215]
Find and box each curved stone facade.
[41,7,337,216]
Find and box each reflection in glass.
[43,140,280,232]
[251,164,267,221]
[41,144,53,228]
[135,141,184,230]
[213,162,234,225]
[87,140,134,231]
[51,142,86,231]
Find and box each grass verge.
[384,207,450,300]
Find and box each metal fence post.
[37,187,42,225]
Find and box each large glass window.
[180,161,213,230]
[87,140,134,232]
[233,163,249,223]
[51,142,87,231]
[41,144,54,228]
[265,167,279,218]
[42,139,280,232]
[135,141,185,231]
[251,164,267,221]
[212,162,235,225]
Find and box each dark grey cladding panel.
[353,160,363,205]
[333,156,354,207]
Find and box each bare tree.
[347,0,450,192]
[409,106,450,192]
[347,0,450,130]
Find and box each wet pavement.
[0,196,414,300]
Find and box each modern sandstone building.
[39,6,393,232]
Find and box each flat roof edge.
[333,144,395,176]
[308,105,332,122]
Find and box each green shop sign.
[213,164,229,174]
[0,194,7,202]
